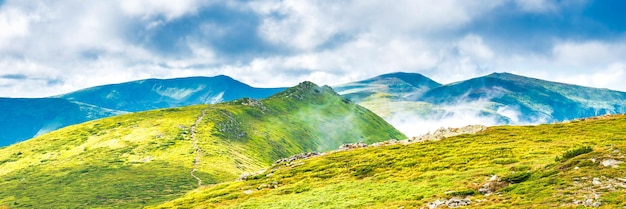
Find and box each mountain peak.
[270,81,338,101]
[373,72,441,88]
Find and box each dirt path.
[190,109,207,187]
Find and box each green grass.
[0,82,404,208]
[152,115,626,208]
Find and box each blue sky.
[1,0,626,97]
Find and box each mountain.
[151,115,626,208]
[334,72,441,103]
[0,75,286,147]
[419,72,626,122]
[0,82,405,208]
[57,75,286,112]
[335,72,626,135]
[0,98,124,146]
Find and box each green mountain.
[334,72,441,103]
[420,72,626,122]
[0,82,404,208]
[0,75,285,146]
[152,115,626,208]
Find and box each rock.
[479,175,506,195]
[273,152,321,165]
[447,197,471,208]
[243,190,253,195]
[601,159,622,168]
[427,198,471,208]
[339,142,368,150]
[592,177,602,185]
[427,199,446,209]
[408,125,487,143]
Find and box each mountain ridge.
[0,75,286,146]
[0,81,405,208]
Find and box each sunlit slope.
[2,75,285,146]
[0,82,405,208]
[154,115,626,208]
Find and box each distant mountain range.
[0,76,285,146]
[2,72,626,146]
[334,72,626,135]
[0,81,403,208]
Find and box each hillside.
[153,115,626,208]
[0,75,285,146]
[0,82,404,208]
[0,98,124,146]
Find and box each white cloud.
[252,0,503,51]
[457,34,494,61]
[0,0,625,99]
[119,0,211,21]
[0,7,32,48]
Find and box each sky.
[1,0,626,98]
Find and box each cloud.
[0,0,625,98]
[251,0,503,51]
[120,0,212,21]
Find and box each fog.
[387,100,548,138]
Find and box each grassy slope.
[0,82,405,208]
[154,115,626,208]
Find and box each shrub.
[503,172,531,183]
[447,189,477,197]
[555,146,592,162]
[352,165,374,178]
[492,158,519,165]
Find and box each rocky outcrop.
[339,142,368,151]
[273,152,322,166]
[478,175,508,196]
[600,159,622,168]
[427,197,471,208]
[407,125,487,143]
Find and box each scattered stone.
[592,177,602,185]
[601,159,623,168]
[427,198,471,208]
[273,152,322,165]
[447,197,471,208]
[479,175,507,195]
[408,125,487,143]
[427,199,446,209]
[339,142,368,151]
[243,190,253,195]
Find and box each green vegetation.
[556,146,593,162]
[153,115,626,208]
[0,82,404,208]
